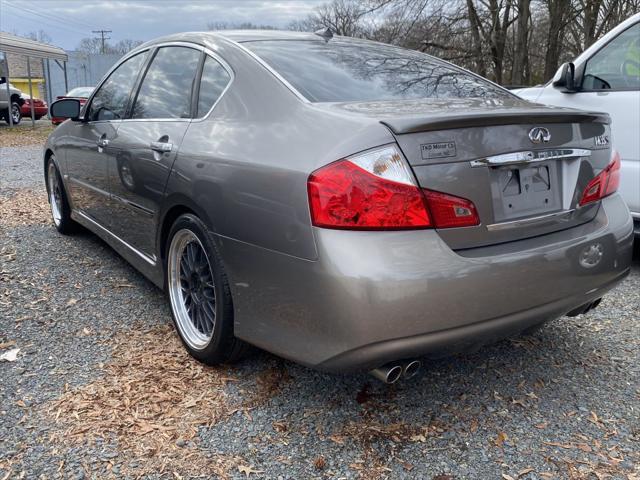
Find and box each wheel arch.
[158,196,216,266]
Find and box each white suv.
[514,13,640,237]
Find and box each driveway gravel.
[1,141,639,480]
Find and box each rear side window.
[87,51,147,121]
[132,46,201,119]
[197,55,231,116]
[245,39,511,103]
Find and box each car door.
[107,45,202,258]
[64,51,149,228]
[535,21,640,218]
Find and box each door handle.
[150,141,173,153]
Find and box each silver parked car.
[46,31,634,383]
[0,77,25,125]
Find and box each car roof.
[214,30,325,43]
[139,30,339,49]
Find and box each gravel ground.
[1,143,639,480]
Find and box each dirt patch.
[0,189,50,228]
[44,325,287,478]
[0,124,53,148]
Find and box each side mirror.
[50,98,81,121]
[552,62,577,92]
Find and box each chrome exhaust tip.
[369,364,403,384]
[402,360,421,379]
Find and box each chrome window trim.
[74,210,157,266]
[470,148,592,167]
[84,41,235,124]
[82,48,152,123]
[214,34,310,104]
[486,209,578,231]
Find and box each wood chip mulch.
[45,325,252,478]
[0,189,50,228]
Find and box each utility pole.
[92,29,112,54]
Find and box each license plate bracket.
[490,162,563,222]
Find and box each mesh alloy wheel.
[167,229,217,350]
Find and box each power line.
[92,30,112,54]
[1,2,92,37]
[3,0,95,31]
[20,0,103,31]
[0,3,89,35]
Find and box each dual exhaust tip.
[369,360,421,384]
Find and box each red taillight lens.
[579,150,621,206]
[308,145,481,230]
[423,189,480,228]
[308,146,431,229]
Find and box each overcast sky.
[1,0,324,50]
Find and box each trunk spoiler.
[381,109,610,134]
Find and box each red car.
[20,95,48,120]
[51,86,93,125]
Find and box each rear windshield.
[245,39,511,103]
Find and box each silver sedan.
[45,30,634,383]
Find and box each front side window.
[132,46,201,119]
[582,22,640,90]
[87,52,148,121]
[197,55,231,116]
[245,39,512,103]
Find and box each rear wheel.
[166,214,247,365]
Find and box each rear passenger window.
[197,56,231,116]
[132,46,201,119]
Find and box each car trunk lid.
[320,99,612,250]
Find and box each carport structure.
[0,32,68,127]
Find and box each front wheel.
[166,214,248,365]
[46,157,78,234]
[4,102,22,125]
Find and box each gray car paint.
[44,31,634,372]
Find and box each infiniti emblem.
[579,243,604,268]
[529,127,551,144]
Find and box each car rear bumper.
[219,193,634,372]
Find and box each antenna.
[314,27,333,42]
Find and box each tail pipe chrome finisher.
[402,360,422,379]
[369,364,403,384]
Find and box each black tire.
[4,101,21,125]
[165,213,248,365]
[46,156,78,234]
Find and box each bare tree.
[206,21,277,30]
[287,0,638,85]
[27,30,52,44]
[76,37,143,55]
[112,39,144,55]
[511,0,531,85]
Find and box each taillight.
[308,145,431,229]
[308,145,481,230]
[423,189,480,228]
[579,150,621,206]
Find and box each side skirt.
[71,210,165,289]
